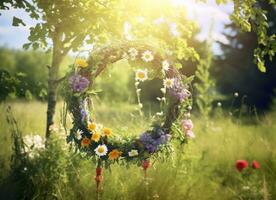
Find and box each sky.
[0,0,233,54]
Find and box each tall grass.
[0,101,276,200]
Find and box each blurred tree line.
[0,47,73,101]
[0,48,50,101]
[214,1,276,110]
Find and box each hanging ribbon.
[142,159,150,179]
[95,166,103,193]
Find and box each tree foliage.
[214,1,276,109]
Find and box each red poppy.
[252,160,261,169]
[235,160,248,172]
[142,160,150,170]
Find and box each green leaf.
[257,60,266,72]
[12,17,26,26]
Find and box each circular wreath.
[64,41,194,168]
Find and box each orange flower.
[108,149,121,160]
[81,137,91,148]
[103,127,112,137]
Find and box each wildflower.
[186,130,195,139]
[162,60,170,73]
[81,137,91,148]
[141,50,154,62]
[169,79,190,101]
[235,160,248,172]
[128,149,139,157]
[182,119,193,130]
[49,124,59,133]
[135,69,148,82]
[163,78,174,88]
[160,87,166,94]
[91,132,101,142]
[95,144,108,156]
[75,129,83,140]
[217,102,222,107]
[75,58,88,68]
[252,160,261,169]
[234,92,239,97]
[24,134,45,151]
[128,48,138,60]
[108,149,121,160]
[103,127,112,137]
[69,74,90,93]
[88,122,97,132]
[140,129,170,153]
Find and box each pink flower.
[186,130,195,139]
[182,119,193,130]
[235,160,248,172]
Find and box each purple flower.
[80,108,87,122]
[181,119,193,130]
[139,128,171,153]
[69,74,90,92]
[169,79,190,101]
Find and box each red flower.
[252,160,261,169]
[235,160,248,172]
[142,160,150,170]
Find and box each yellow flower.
[81,137,91,148]
[88,122,97,132]
[108,149,121,160]
[75,58,88,68]
[91,132,101,142]
[103,127,112,137]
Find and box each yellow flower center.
[137,72,145,79]
[98,146,105,153]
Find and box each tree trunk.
[45,44,63,140]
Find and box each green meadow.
[0,101,275,200]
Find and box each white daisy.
[135,69,148,82]
[94,144,108,157]
[128,149,138,157]
[75,129,83,140]
[162,60,170,72]
[141,50,154,62]
[163,78,175,88]
[128,48,138,60]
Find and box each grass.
[0,101,276,200]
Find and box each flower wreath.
[64,41,195,174]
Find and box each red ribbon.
[95,167,103,192]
